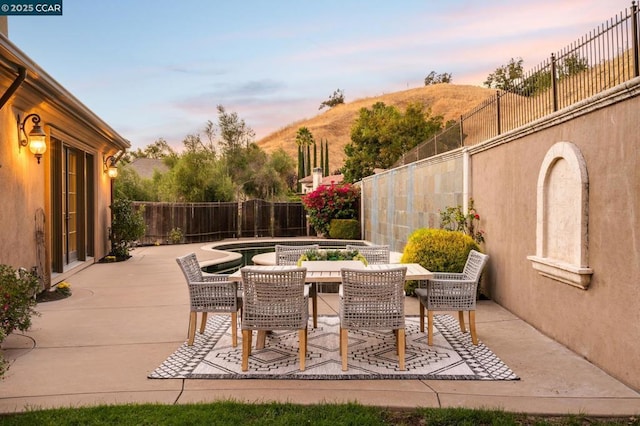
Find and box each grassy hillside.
[256,84,495,174]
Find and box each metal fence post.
[632,1,639,77]
[496,91,501,136]
[551,53,558,112]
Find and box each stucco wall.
[471,88,640,391]
[0,106,44,271]
[361,79,640,390]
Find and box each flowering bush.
[302,183,360,236]
[439,198,485,244]
[1,264,40,379]
[1,265,39,336]
[56,281,72,297]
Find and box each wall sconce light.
[18,113,47,164]
[103,155,118,179]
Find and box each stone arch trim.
[527,141,593,289]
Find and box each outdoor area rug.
[149,315,518,380]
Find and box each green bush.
[401,228,480,295]
[109,198,146,259]
[168,227,184,244]
[329,219,360,239]
[0,265,40,379]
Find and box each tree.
[558,53,588,78]
[424,71,452,85]
[484,57,524,91]
[319,89,345,110]
[341,102,443,183]
[113,166,158,201]
[217,104,255,155]
[295,127,315,178]
[269,147,297,192]
[127,138,176,161]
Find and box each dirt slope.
[256,84,495,173]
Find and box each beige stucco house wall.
[0,32,129,288]
[469,79,640,391]
[361,78,640,391]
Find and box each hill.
[256,84,495,174]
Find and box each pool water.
[202,240,366,274]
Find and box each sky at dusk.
[7,0,631,151]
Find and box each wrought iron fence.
[395,1,639,167]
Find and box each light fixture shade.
[18,113,47,164]
[107,165,118,179]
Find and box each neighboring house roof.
[321,174,344,185]
[298,174,344,186]
[128,158,169,179]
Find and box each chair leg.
[469,311,478,345]
[312,283,318,328]
[458,311,466,333]
[419,300,425,332]
[230,312,238,347]
[393,329,399,355]
[256,331,267,349]
[427,310,434,346]
[340,327,348,371]
[188,311,197,346]
[241,330,251,371]
[199,312,208,334]
[299,328,307,371]
[398,328,406,371]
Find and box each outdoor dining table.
[228,262,433,349]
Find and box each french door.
[51,138,94,272]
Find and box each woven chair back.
[275,244,320,265]
[462,250,490,282]
[346,244,390,264]
[340,266,407,329]
[241,267,308,330]
[176,252,204,282]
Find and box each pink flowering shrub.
[302,183,360,236]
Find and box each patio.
[1,241,638,415]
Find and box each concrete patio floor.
[1,241,639,415]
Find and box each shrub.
[0,265,40,379]
[329,219,360,239]
[302,183,360,236]
[109,198,146,259]
[168,227,184,244]
[401,228,480,295]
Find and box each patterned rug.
[149,315,518,380]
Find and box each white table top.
[228,263,432,283]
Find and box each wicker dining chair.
[274,244,319,328]
[176,253,241,347]
[339,266,407,371]
[346,244,390,264]
[415,249,489,346]
[240,267,309,371]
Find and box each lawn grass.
[0,402,637,425]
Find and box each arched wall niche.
[527,141,593,289]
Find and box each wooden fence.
[133,200,308,245]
